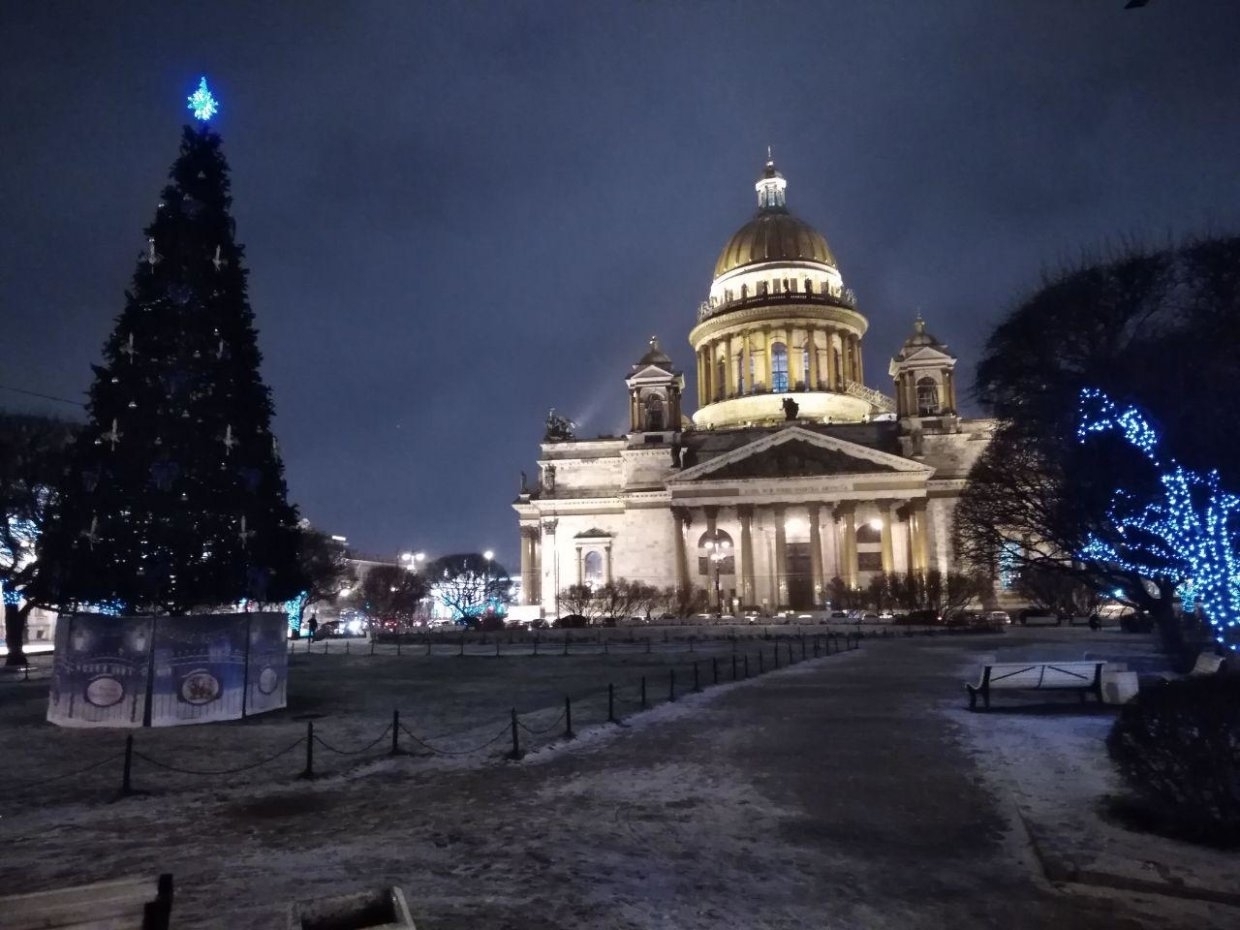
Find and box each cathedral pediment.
[671,426,929,484]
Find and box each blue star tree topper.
[187,76,219,121]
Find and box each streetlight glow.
[483,550,494,561]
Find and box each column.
[808,503,824,607]
[854,334,864,384]
[741,333,751,396]
[738,504,755,607]
[704,506,719,610]
[673,507,691,592]
[944,369,956,413]
[758,327,768,394]
[808,329,820,390]
[532,533,541,603]
[907,500,930,573]
[825,331,837,391]
[790,328,805,389]
[696,349,705,408]
[838,501,858,589]
[822,502,840,582]
[520,527,536,604]
[723,337,735,398]
[916,500,932,572]
[773,504,788,607]
[879,502,894,574]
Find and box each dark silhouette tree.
[0,412,78,664]
[32,110,303,614]
[293,528,355,631]
[350,564,429,627]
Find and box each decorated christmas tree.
[33,79,303,614]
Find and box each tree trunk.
[1149,579,1190,671]
[4,601,27,667]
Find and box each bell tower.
[888,316,958,421]
[626,336,684,443]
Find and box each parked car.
[895,609,941,625]
[860,612,880,623]
[828,610,849,620]
[987,610,1012,625]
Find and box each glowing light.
[1077,387,1240,647]
[187,76,219,121]
[869,518,884,530]
[283,591,308,634]
[483,550,494,561]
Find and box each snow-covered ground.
[2,627,1234,929]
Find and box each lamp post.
[483,549,494,619]
[707,534,731,619]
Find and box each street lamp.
[706,534,731,618]
[483,550,494,618]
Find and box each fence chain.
[131,736,306,776]
[397,720,512,756]
[4,751,125,789]
[313,725,393,757]
[516,708,568,736]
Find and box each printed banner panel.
[48,611,289,728]
[148,613,250,727]
[46,615,154,729]
[245,612,288,716]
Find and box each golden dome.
[713,210,837,279]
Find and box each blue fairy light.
[1077,387,1240,647]
[187,76,219,122]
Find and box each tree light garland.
[187,76,219,122]
[1078,387,1240,646]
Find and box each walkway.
[0,633,1229,928]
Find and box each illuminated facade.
[513,159,993,615]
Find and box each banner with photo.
[47,612,288,728]
[46,615,155,728]
[244,612,288,716]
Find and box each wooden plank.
[0,875,168,930]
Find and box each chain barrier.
[3,751,125,789]
[312,726,394,757]
[397,720,512,757]
[131,737,306,776]
[516,709,568,736]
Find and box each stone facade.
[513,159,993,616]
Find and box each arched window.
[644,393,665,431]
[771,342,789,392]
[856,522,882,544]
[757,281,768,296]
[740,283,748,299]
[695,530,735,576]
[583,550,604,587]
[916,377,940,415]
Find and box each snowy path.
[1,633,1232,929]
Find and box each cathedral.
[512,158,993,617]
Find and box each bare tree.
[427,552,513,622]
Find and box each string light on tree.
[186,76,219,122]
[1077,387,1240,647]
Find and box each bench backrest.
[986,661,1102,689]
[1190,653,1225,676]
[0,874,172,930]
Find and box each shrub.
[555,614,589,629]
[1106,672,1240,846]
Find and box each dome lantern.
[756,150,788,213]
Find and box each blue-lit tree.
[1078,388,1240,649]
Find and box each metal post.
[300,720,314,779]
[693,662,701,692]
[744,654,750,678]
[641,675,647,710]
[508,708,522,760]
[396,635,402,657]
[608,683,616,723]
[534,636,540,656]
[563,633,570,656]
[758,651,764,674]
[732,654,738,680]
[324,639,329,655]
[496,639,501,658]
[565,696,575,739]
[712,657,719,685]
[801,636,807,660]
[773,644,779,669]
[121,734,134,796]
[459,636,465,657]
[669,668,676,702]
[391,710,401,755]
[646,639,652,654]
[370,638,376,656]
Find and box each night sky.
[2,2,1238,571]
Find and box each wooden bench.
[966,661,1104,710]
[0,873,173,930]
[1159,651,1227,682]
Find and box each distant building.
[513,158,993,615]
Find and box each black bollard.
[744,654,750,678]
[396,635,402,657]
[712,657,719,685]
[759,651,765,674]
[693,662,701,692]
[608,683,616,723]
[370,638,376,656]
[459,636,465,657]
[641,675,647,710]
[121,734,134,796]
[801,637,807,660]
[732,653,738,680]
[669,668,676,702]
[496,640,501,658]
[300,720,315,779]
[814,636,820,657]
[773,644,779,669]
[324,640,329,655]
[508,708,522,760]
[565,696,575,739]
[391,710,401,756]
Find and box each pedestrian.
[308,613,319,641]
[1087,612,1100,631]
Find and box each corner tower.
[688,157,883,428]
[888,317,958,421]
